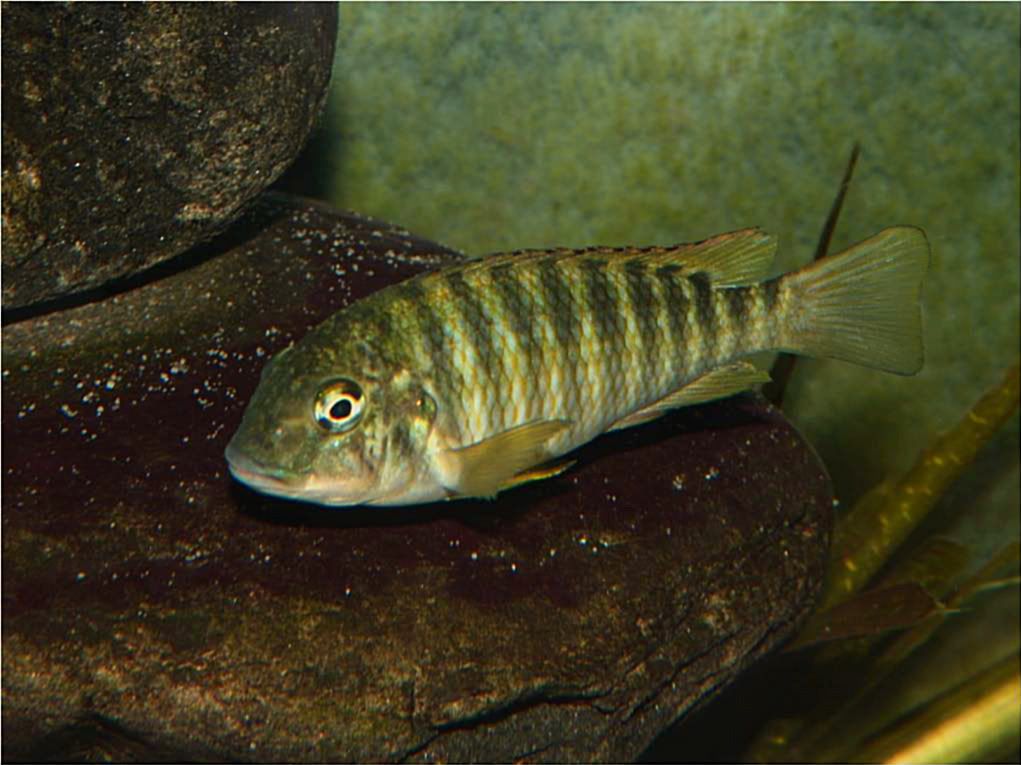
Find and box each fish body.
[225,226,929,506]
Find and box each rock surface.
[1,3,337,310]
[2,195,832,762]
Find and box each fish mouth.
[224,443,379,507]
[224,444,309,499]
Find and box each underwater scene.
[2,3,1018,762]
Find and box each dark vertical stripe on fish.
[625,259,661,374]
[537,259,580,388]
[761,277,781,315]
[657,264,689,367]
[401,277,461,426]
[443,269,502,395]
[581,259,623,361]
[489,261,542,418]
[716,285,752,359]
[723,286,749,327]
[691,272,717,342]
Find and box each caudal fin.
[778,226,930,375]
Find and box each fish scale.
[225,226,929,506]
[406,256,745,457]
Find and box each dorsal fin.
[636,228,777,286]
[447,228,777,287]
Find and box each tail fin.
[778,226,930,375]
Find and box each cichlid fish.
[225,226,928,506]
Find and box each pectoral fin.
[608,362,770,432]
[446,419,572,499]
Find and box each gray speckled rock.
[1,3,337,310]
[1,195,832,762]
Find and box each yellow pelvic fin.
[498,459,577,493]
[607,362,771,432]
[447,419,571,499]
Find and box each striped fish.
[225,226,929,506]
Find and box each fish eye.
[314,379,365,433]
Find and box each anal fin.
[446,419,571,499]
[608,362,770,432]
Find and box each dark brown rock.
[1,3,337,310]
[1,194,833,762]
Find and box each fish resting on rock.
[226,226,929,506]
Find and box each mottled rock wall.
[2,3,337,309]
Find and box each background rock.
[1,3,338,310]
[2,194,832,761]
